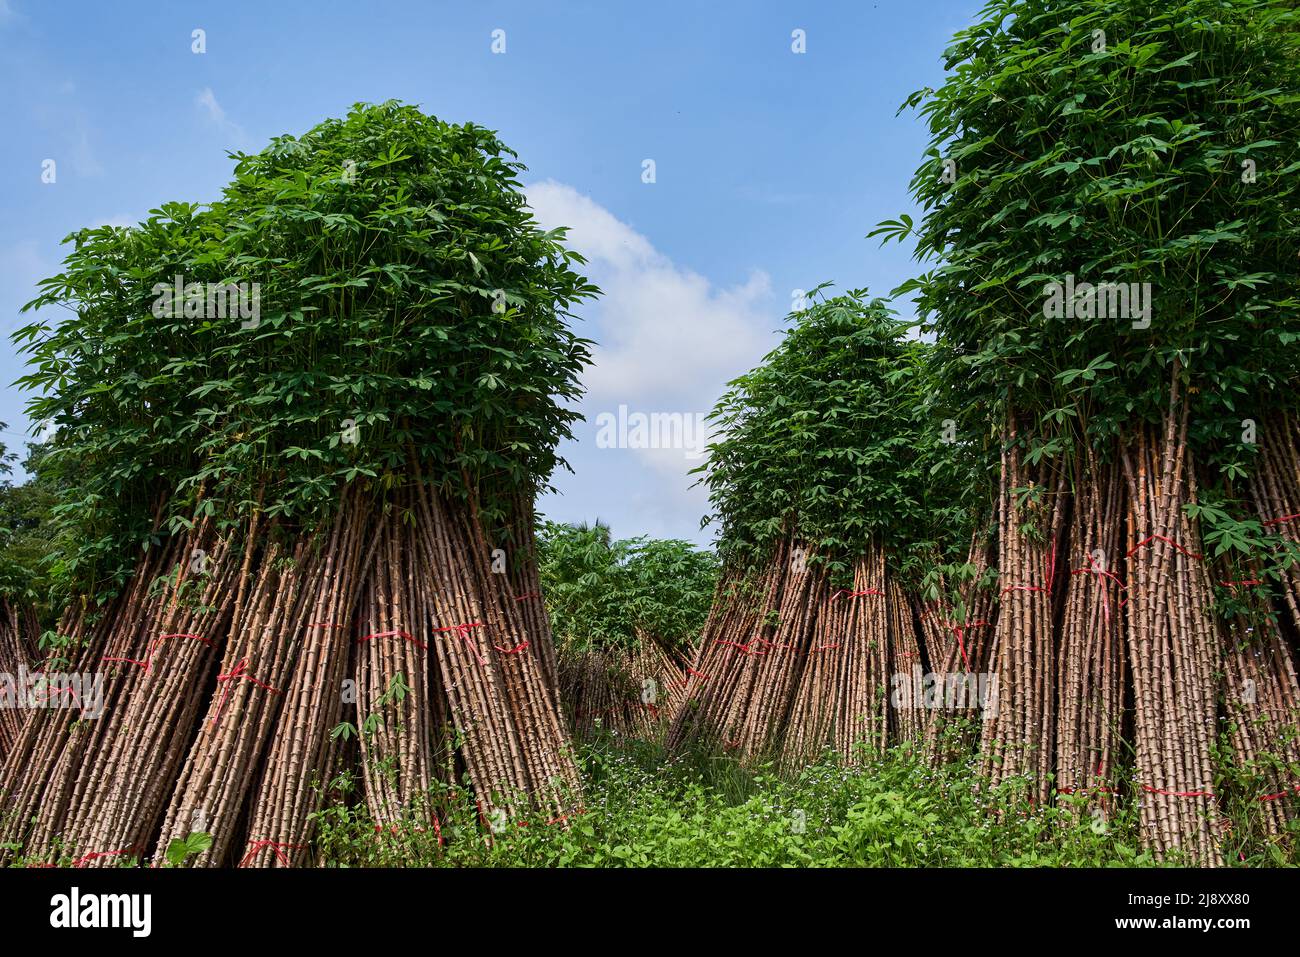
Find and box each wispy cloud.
[195,87,249,146]
[90,213,140,229]
[526,180,774,406]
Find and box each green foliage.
[0,440,61,616]
[164,832,213,866]
[537,520,718,651]
[311,741,1297,867]
[697,287,971,576]
[885,0,1300,466]
[14,101,598,599]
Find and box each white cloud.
[525,181,778,544]
[525,180,773,405]
[195,87,249,145]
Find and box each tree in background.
[537,520,718,738]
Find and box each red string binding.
[212,659,281,726]
[71,846,140,868]
[1258,784,1300,802]
[940,620,988,671]
[829,588,885,602]
[1000,537,1057,596]
[715,638,766,656]
[435,622,485,664]
[1262,513,1300,527]
[1126,534,1202,561]
[1141,783,1214,798]
[102,632,211,673]
[1071,554,1128,624]
[239,838,306,867]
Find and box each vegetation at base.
[309,734,1299,868]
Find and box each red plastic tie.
[435,622,485,663]
[1257,784,1300,802]
[1000,537,1057,596]
[830,588,885,602]
[1071,555,1128,624]
[1141,783,1214,798]
[941,620,988,671]
[493,640,530,655]
[102,632,211,673]
[71,846,140,868]
[714,638,765,656]
[1263,513,1300,528]
[239,838,305,867]
[212,658,280,726]
[1126,535,1202,561]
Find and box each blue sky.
[0,0,983,546]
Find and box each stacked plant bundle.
[501,496,561,700]
[883,0,1300,859]
[539,521,717,741]
[1123,403,1222,860]
[237,501,376,867]
[0,531,189,863]
[1055,451,1126,809]
[978,435,1066,805]
[786,553,885,767]
[821,553,894,764]
[352,494,449,831]
[665,570,765,752]
[1218,415,1300,832]
[0,596,40,756]
[558,646,655,738]
[1214,575,1300,840]
[631,631,694,726]
[917,535,999,765]
[885,576,930,748]
[716,544,828,760]
[55,519,244,864]
[6,101,596,865]
[668,290,969,764]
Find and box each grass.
[311,729,1300,868]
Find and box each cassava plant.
[668,288,968,765]
[3,101,597,865]
[880,0,1300,860]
